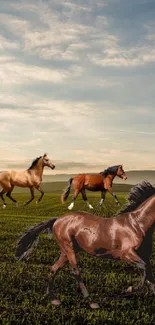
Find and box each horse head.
[42,153,55,170]
[116,165,127,180]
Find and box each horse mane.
[117,181,155,215]
[100,165,120,177]
[28,156,42,169]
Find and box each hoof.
[36,201,38,204]
[51,299,61,306]
[3,204,6,209]
[126,286,133,293]
[15,202,18,207]
[88,204,94,209]
[90,302,100,309]
[68,203,74,210]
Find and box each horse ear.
[43,153,47,157]
[120,164,123,168]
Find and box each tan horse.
[0,153,55,208]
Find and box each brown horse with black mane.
[0,153,55,207]
[16,181,155,309]
[61,164,127,210]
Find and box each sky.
[0,0,155,174]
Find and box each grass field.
[0,186,155,325]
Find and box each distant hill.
[42,170,155,185]
[12,182,133,193]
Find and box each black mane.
[28,156,42,169]
[100,165,120,177]
[117,181,155,215]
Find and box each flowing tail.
[61,178,73,203]
[15,217,57,261]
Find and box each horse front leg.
[81,189,94,209]
[107,187,121,206]
[35,186,44,204]
[145,260,155,294]
[23,187,34,206]
[126,259,155,294]
[97,190,106,208]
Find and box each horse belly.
[84,185,104,191]
[84,175,104,191]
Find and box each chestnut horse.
[61,164,127,210]
[0,153,55,208]
[16,181,155,309]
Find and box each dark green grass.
[0,192,155,325]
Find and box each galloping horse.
[61,165,127,210]
[0,153,55,207]
[16,181,155,309]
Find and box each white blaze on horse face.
[68,202,74,210]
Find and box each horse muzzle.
[51,165,55,170]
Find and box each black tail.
[15,217,57,261]
[61,178,73,203]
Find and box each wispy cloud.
[0,0,155,173]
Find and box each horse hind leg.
[81,189,94,209]
[47,252,68,305]
[0,189,7,208]
[6,186,18,207]
[68,188,80,210]
[64,242,99,309]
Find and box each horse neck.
[107,174,116,182]
[132,195,155,233]
[31,158,44,178]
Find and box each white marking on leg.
[3,204,6,209]
[86,200,93,209]
[99,198,104,206]
[68,202,74,210]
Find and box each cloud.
[0,0,155,172]
[0,58,83,87]
[0,35,19,50]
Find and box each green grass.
[0,192,155,325]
